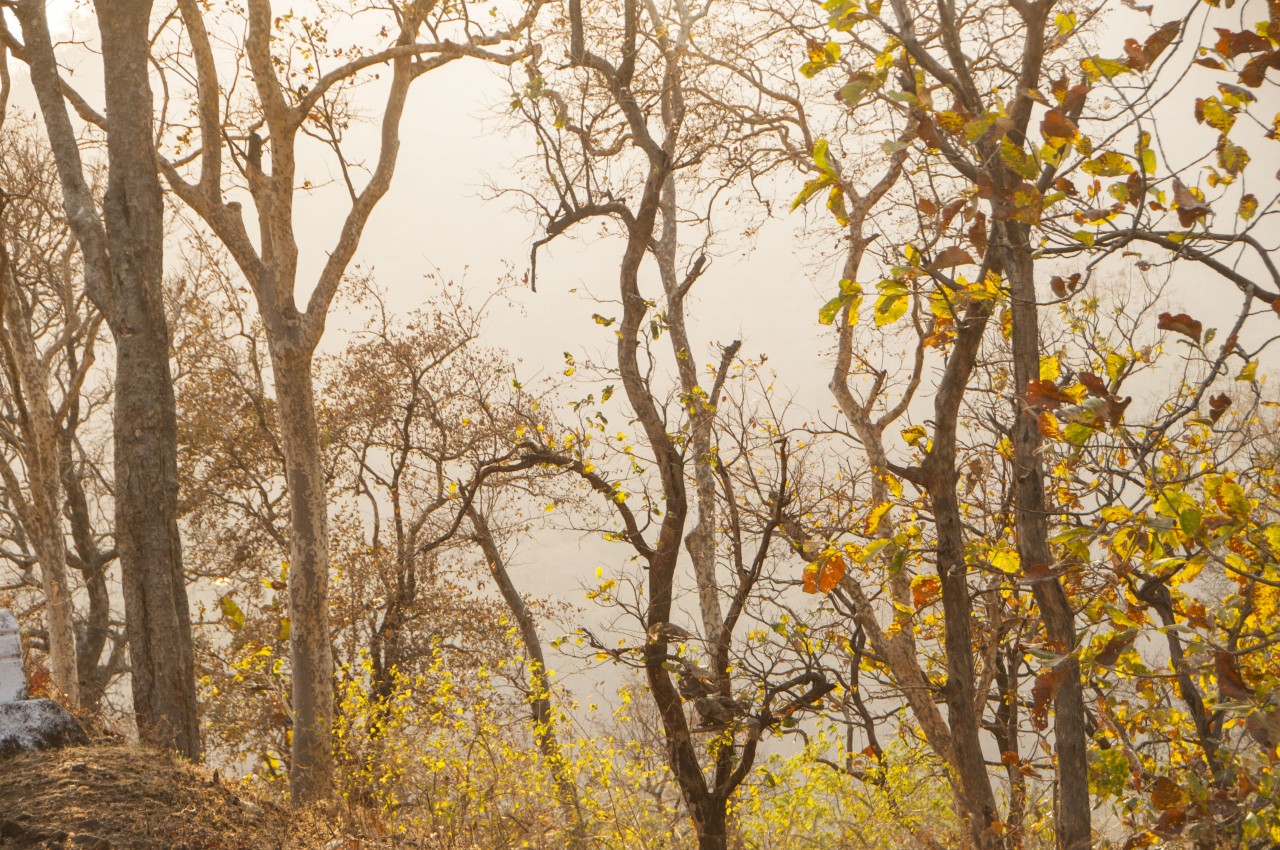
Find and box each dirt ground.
[0,744,337,850]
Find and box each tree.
[511,3,845,845]
[153,0,541,801]
[3,0,200,757]
[0,119,127,714]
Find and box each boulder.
[0,609,89,759]
[0,699,89,758]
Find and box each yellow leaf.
[901,424,929,448]
[991,547,1021,574]
[865,502,893,536]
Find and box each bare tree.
[153,0,541,800]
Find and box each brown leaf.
[1031,666,1068,730]
[1026,379,1075,410]
[1095,629,1137,666]
[940,197,967,230]
[1125,171,1145,207]
[1124,39,1151,71]
[927,245,975,271]
[1054,176,1079,196]
[1215,27,1271,58]
[917,197,939,216]
[1171,178,1213,228]
[968,210,988,257]
[1040,108,1079,141]
[1209,393,1232,424]
[1215,650,1254,700]
[1142,21,1181,66]
[916,116,944,150]
[1240,49,1280,88]
[1063,84,1091,116]
[1107,396,1132,427]
[1157,311,1203,343]
[1080,372,1109,398]
[1150,777,1187,813]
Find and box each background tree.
[0,117,125,711]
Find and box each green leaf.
[792,175,833,211]
[874,280,910,327]
[838,72,881,109]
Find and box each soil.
[0,744,333,850]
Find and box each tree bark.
[15,0,200,757]
[270,348,334,802]
[1002,222,1091,850]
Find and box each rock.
[0,819,25,838]
[0,610,25,703]
[70,835,111,850]
[0,699,89,759]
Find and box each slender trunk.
[271,347,335,803]
[61,432,114,709]
[0,255,79,704]
[470,508,588,849]
[1003,222,1090,850]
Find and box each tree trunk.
[16,0,201,757]
[270,347,335,803]
[693,798,728,850]
[1003,222,1091,850]
[96,0,201,760]
[470,508,588,849]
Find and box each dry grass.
[0,744,352,850]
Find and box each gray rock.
[0,698,89,759]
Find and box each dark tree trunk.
[1003,222,1090,850]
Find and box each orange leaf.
[1026,379,1075,410]
[1215,651,1254,700]
[818,554,847,594]
[1031,666,1068,730]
